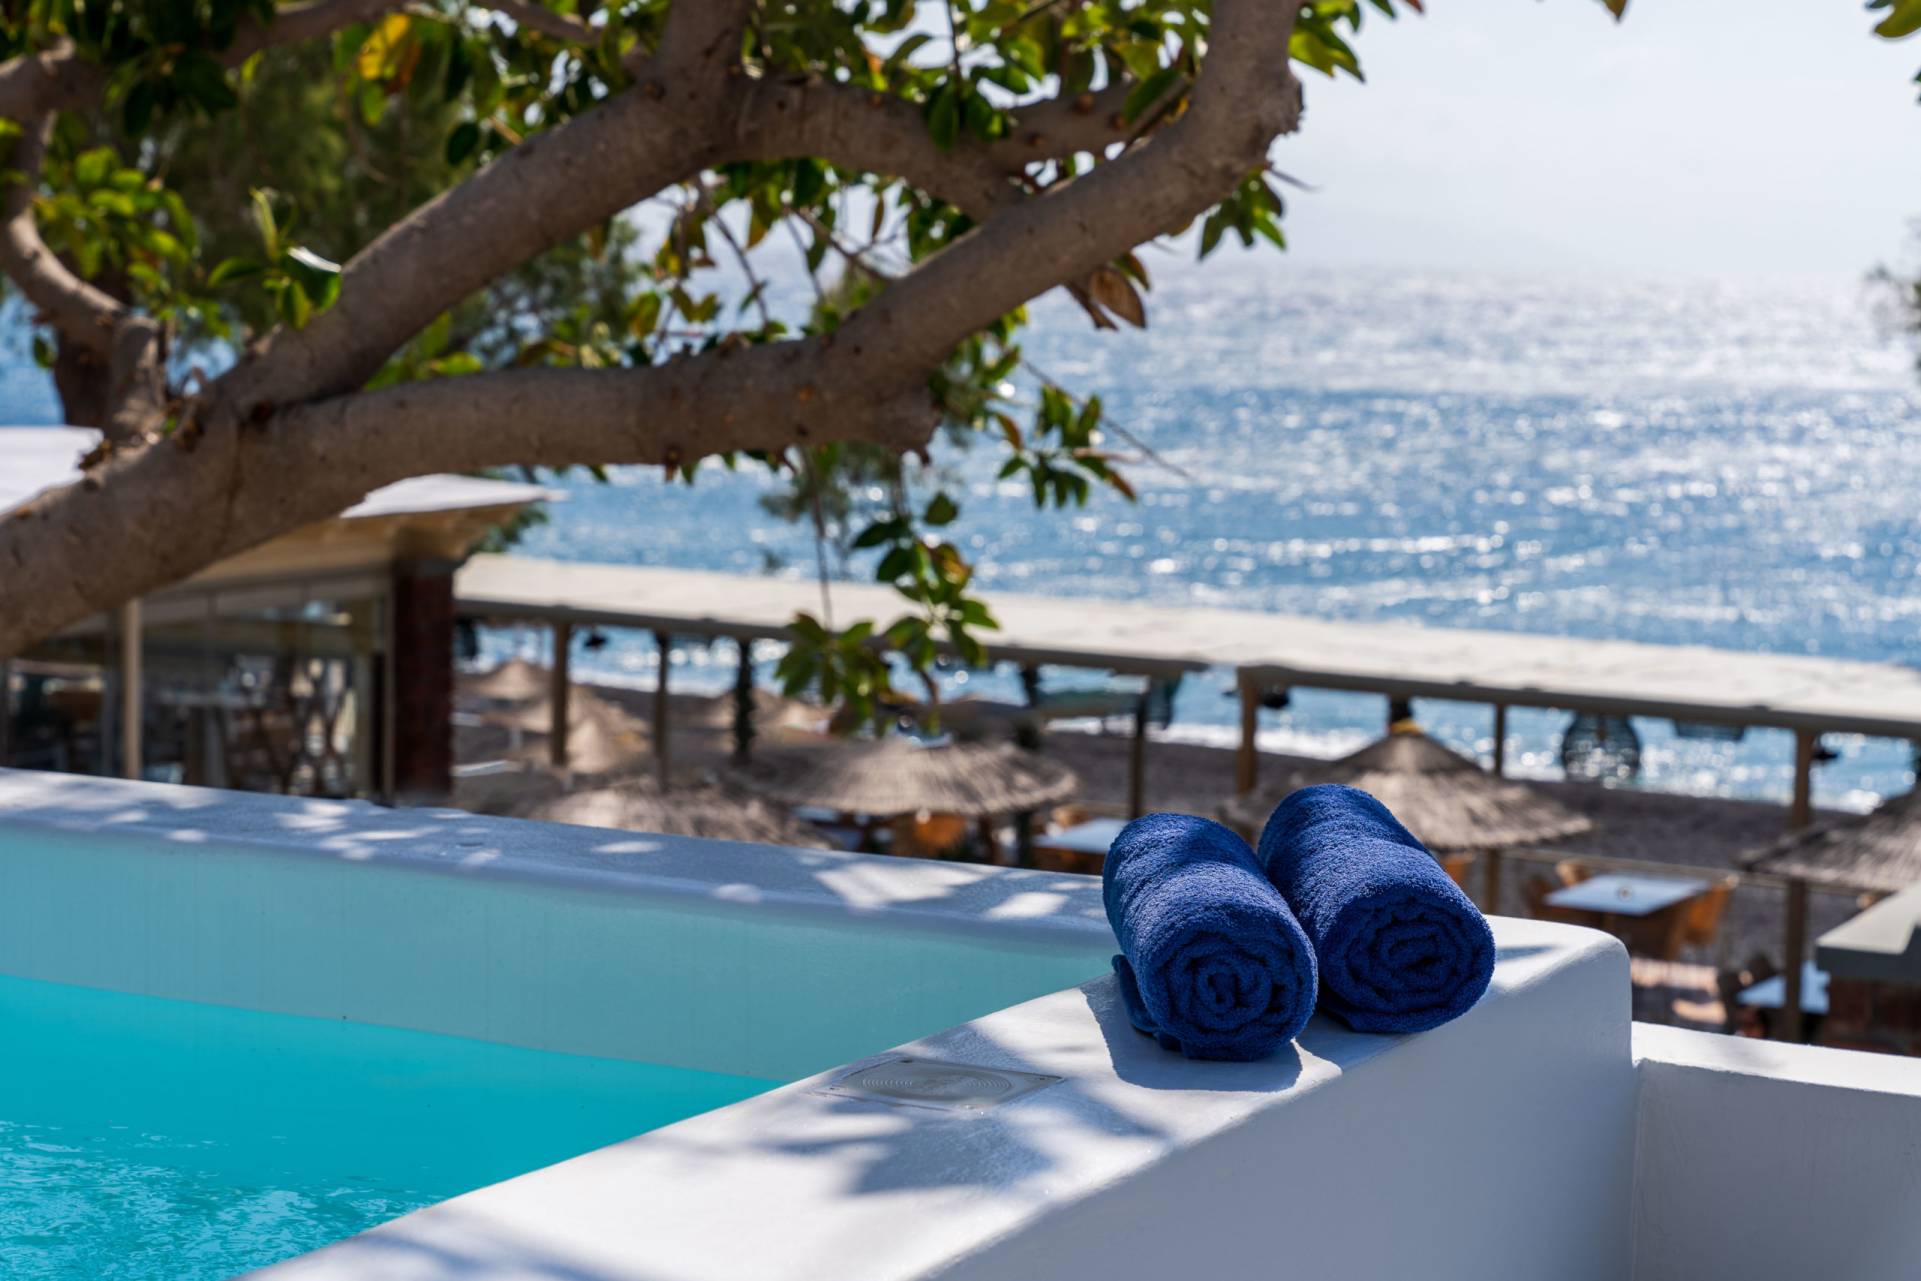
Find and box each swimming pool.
[0,770,1115,1278]
[0,973,774,1280]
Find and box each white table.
[1033,817,1130,859]
[1737,962,1830,1016]
[1548,873,1709,918]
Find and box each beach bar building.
[0,427,550,801]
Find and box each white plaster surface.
[0,769,1112,1078]
[251,918,1636,1281]
[1631,1024,1921,1281]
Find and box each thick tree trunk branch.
[0,345,933,657]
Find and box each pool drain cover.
[816,1057,1062,1114]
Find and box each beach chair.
[1524,874,1586,925]
[1680,875,1737,964]
[1555,858,1594,888]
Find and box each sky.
[1273,0,1921,276]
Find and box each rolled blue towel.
[1102,813,1317,1061]
[1258,784,1494,1034]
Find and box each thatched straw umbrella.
[1744,789,1921,896]
[1221,728,1593,852]
[733,734,1078,819]
[458,770,832,848]
[458,657,550,704]
[690,686,822,733]
[471,687,648,775]
[1740,788,1921,1040]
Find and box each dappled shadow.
[631,1000,1184,1203]
[0,766,1112,936]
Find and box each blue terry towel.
[1102,813,1317,1061]
[1258,784,1495,1035]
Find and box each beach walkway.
[456,553,1921,829]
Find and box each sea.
[6,259,1917,810]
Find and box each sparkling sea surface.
[0,974,775,1280]
[5,261,1918,809]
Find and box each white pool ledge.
[254,917,1634,1281]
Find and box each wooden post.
[1127,693,1148,819]
[346,603,379,799]
[1491,704,1508,777]
[549,620,573,769]
[653,630,672,787]
[1789,729,1816,831]
[0,658,11,765]
[1780,878,1808,1042]
[1386,695,1413,730]
[977,815,1004,865]
[1483,847,1503,916]
[118,598,143,780]
[389,559,456,801]
[732,637,755,764]
[1235,670,1259,796]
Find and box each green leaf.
[926,82,959,151]
[444,120,481,165]
[1876,0,1921,37]
[172,52,239,113]
[276,279,314,329]
[924,492,959,526]
[207,256,264,285]
[284,245,342,310]
[876,546,915,582]
[72,146,116,189]
[121,82,158,135]
[1123,67,1181,124]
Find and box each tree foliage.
[0,0,1915,717]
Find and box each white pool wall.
[0,770,1111,1079]
[1631,1024,1921,1281]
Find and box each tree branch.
[0,344,934,657]
[834,0,1304,386]
[1004,80,1142,158]
[733,76,1022,217]
[213,72,730,415]
[0,120,126,354]
[657,0,753,73]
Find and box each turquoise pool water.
[0,974,778,1280]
